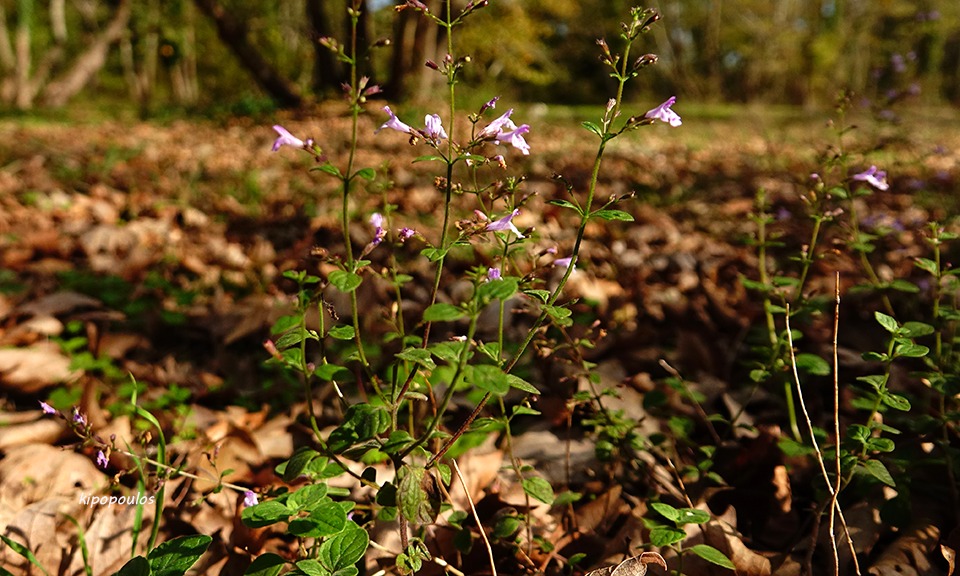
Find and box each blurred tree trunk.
[306,0,343,95]
[40,0,132,107]
[0,4,15,102]
[385,0,444,101]
[192,0,303,108]
[14,0,34,109]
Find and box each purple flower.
[852,166,889,191]
[496,122,531,155]
[96,450,108,469]
[243,490,258,507]
[72,408,87,427]
[370,213,386,246]
[553,256,575,271]
[398,227,416,241]
[39,401,56,415]
[424,114,447,140]
[645,96,682,127]
[481,96,500,114]
[485,209,524,239]
[487,267,502,281]
[271,125,305,151]
[377,106,414,134]
[478,109,516,139]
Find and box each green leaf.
[860,459,896,487]
[0,534,51,576]
[856,374,886,392]
[523,289,551,303]
[412,154,445,164]
[874,311,899,334]
[468,365,510,396]
[422,303,465,322]
[147,534,213,576]
[271,314,301,335]
[866,437,895,453]
[328,405,390,453]
[914,257,938,275]
[382,430,415,454]
[542,304,572,321]
[288,484,329,512]
[591,209,634,222]
[676,508,711,525]
[327,325,356,340]
[522,476,555,504]
[296,559,329,576]
[314,163,343,177]
[113,556,150,576]
[396,347,436,370]
[290,499,347,537]
[397,465,437,524]
[314,364,350,381]
[421,247,446,262]
[283,447,321,482]
[329,270,362,293]
[581,121,603,138]
[881,393,911,411]
[244,553,287,576]
[319,522,369,571]
[548,199,582,214]
[242,500,292,528]
[795,353,831,376]
[648,526,686,547]
[689,544,735,569]
[900,321,935,338]
[507,374,541,395]
[478,277,519,301]
[650,502,680,522]
[893,343,929,358]
[354,167,376,180]
[888,279,920,293]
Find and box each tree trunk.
[40,0,132,107]
[192,0,303,108]
[14,0,33,109]
[306,0,343,95]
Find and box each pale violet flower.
[852,166,889,191]
[370,213,386,246]
[271,125,305,151]
[481,96,500,114]
[478,109,516,139]
[553,256,576,271]
[72,407,87,427]
[497,123,531,155]
[398,227,416,241]
[377,106,414,134]
[485,209,524,239]
[243,490,259,507]
[487,267,502,281]
[96,450,108,469]
[424,114,447,140]
[39,401,56,415]
[645,96,682,127]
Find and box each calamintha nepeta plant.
[243,2,683,575]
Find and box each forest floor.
[0,102,959,575]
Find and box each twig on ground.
[452,458,497,576]
[786,292,861,576]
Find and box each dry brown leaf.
[0,342,80,392]
[703,516,772,576]
[943,525,960,576]
[0,417,62,450]
[17,291,103,317]
[868,522,940,576]
[586,552,668,576]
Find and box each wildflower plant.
[247,1,679,574]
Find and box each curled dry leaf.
[586,552,668,576]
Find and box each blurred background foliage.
[0,0,957,115]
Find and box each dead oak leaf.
[586,552,668,576]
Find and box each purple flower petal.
[272,125,305,151]
[645,96,682,127]
[39,401,56,415]
[72,408,87,427]
[377,106,414,134]
[487,267,501,281]
[478,109,515,139]
[96,450,108,469]
[243,490,259,507]
[485,209,524,239]
[424,114,447,140]
[370,212,386,246]
[852,165,889,191]
[553,256,575,271]
[497,124,530,155]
